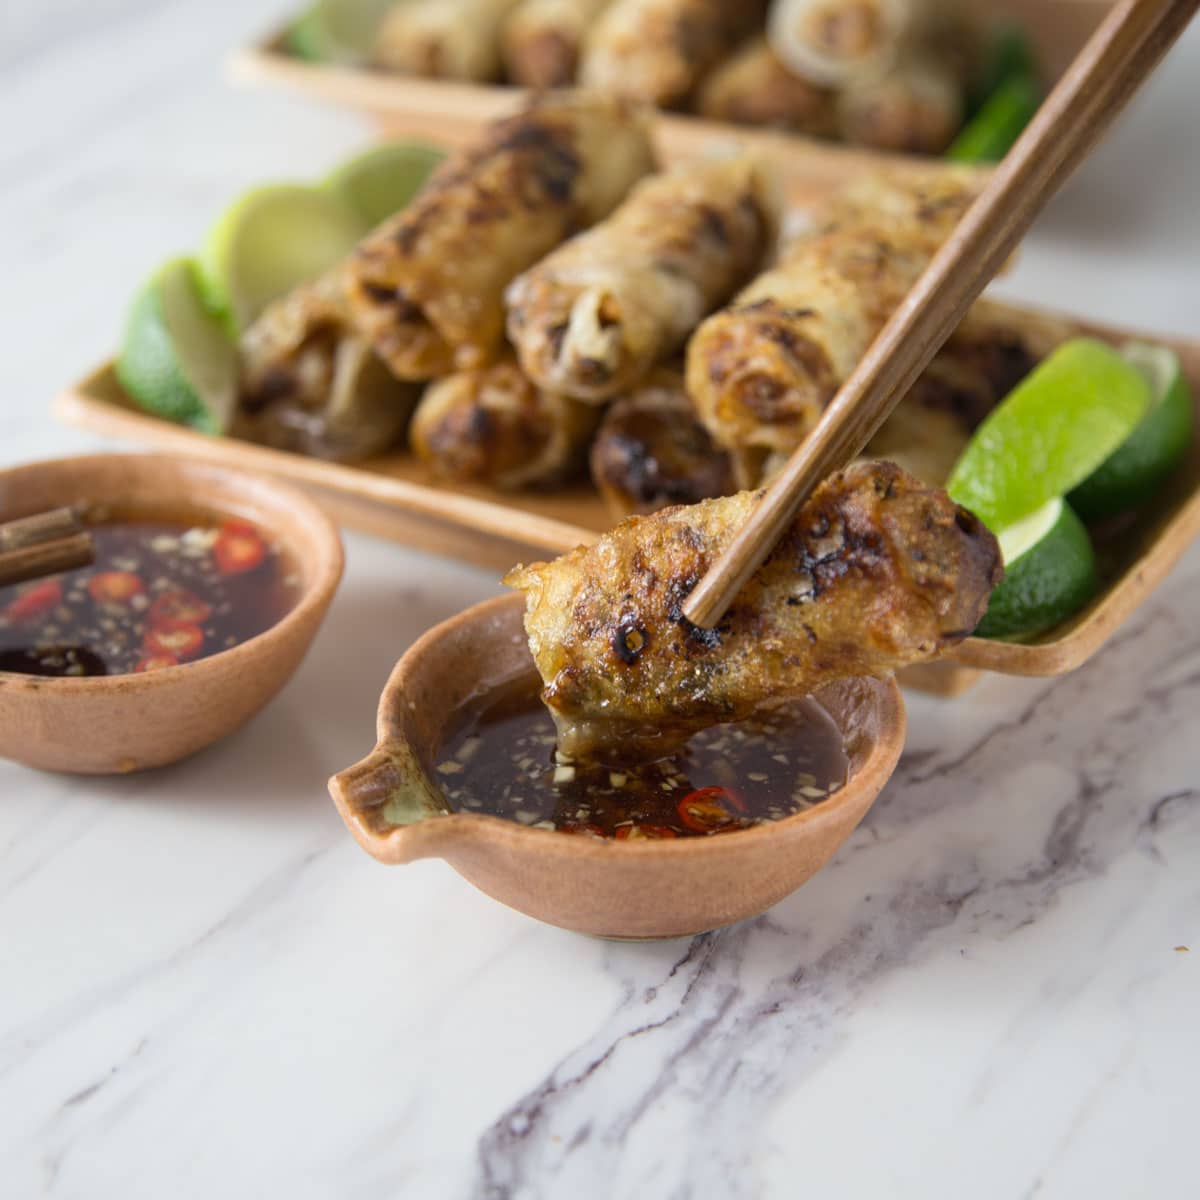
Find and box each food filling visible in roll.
[507,156,778,402]
[501,0,614,88]
[344,93,656,381]
[410,356,600,490]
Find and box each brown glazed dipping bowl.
[0,454,343,774]
[330,593,906,939]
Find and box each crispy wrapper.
[238,268,416,462]
[410,356,600,489]
[684,171,979,484]
[344,93,656,381]
[695,37,839,134]
[506,156,778,402]
[501,0,613,88]
[371,0,525,81]
[579,0,767,108]
[505,460,1001,760]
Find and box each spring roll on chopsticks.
[238,268,417,462]
[685,171,978,484]
[506,156,778,402]
[344,93,656,381]
[372,0,525,80]
[410,357,600,489]
[695,37,838,134]
[579,0,767,108]
[502,0,613,88]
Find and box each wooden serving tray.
[54,307,1200,697]
[229,0,1113,206]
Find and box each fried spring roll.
[238,269,416,462]
[506,156,778,402]
[836,51,964,153]
[685,171,978,484]
[694,37,838,135]
[501,0,613,88]
[410,357,600,489]
[505,460,1001,760]
[344,93,656,381]
[579,0,767,108]
[371,0,525,81]
[768,0,954,85]
[589,367,735,518]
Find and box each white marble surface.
[1,3,1198,1196]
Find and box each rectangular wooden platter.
[55,306,1200,697]
[229,0,1113,206]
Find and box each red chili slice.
[144,623,205,661]
[148,589,212,629]
[614,823,677,841]
[135,653,180,673]
[213,520,267,576]
[87,571,144,605]
[4,579,63,622]
[677,786,749,835]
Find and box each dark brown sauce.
[436,689,848,839]
[0,516,298,677]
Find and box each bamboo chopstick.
[682,0,1200,630]
[0,507,94,590]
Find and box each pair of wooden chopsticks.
[684,0,1200,629]
[0,508,94,590]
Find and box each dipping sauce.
[436,690,848,838]
[0,516,297,677]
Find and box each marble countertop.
[2,3,1198,1196]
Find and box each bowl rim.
[346,592,907,861]
[0,452,344,693]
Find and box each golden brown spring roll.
[694,37,838,134]
[768,0,954,85]
[371,0,525,80]
[684,171,978,484]
[238,268,416,462]
[410,356,600,489]
[344,93,656,381]
[501,0,613,88]
[506,156,777,402]
[589,366,735,518]
[836,51,964,153]
[578,0,767,108]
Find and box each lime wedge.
[199,184,366,332]
[947,339,1151,530]
[975,498,1098,640]
[948,74,1040,163]
[283,0,393,63]
[116,258,238,435]
[325,141,445,229]
[1069,342,1194,520]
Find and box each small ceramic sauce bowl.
[330,593,906,939]
[0,454,343,774]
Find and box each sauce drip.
[436,689,848,839]
[0,517,297,677]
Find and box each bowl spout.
[328,743,452,864]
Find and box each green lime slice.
[285,0,393,63]
[116,258,238,435]
[975,497,1098,640]
[325,141,445,229]
[947,338,1151,530]
[1068,342,1194,520]
[948,74,1040,163]
[199,184,366,333]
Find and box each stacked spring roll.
[372,0,526,81]
[502,0,614,88]
[343,92,656,380]
[506,155,779,401]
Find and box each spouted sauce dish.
[436,691,849,838]
[0,514,297,677]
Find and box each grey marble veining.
[1,2,1198,1197]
